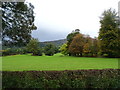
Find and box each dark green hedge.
[2,69,120,89]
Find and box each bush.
[59,43,68,55]
[82,53,94,57]
[2,69,120,88]
[26,38,42,56]
[103,54,109,57]
[44,44,56,56]
[1,47,28,56]
[32,48,42,56]
[97,52,102,57]
[1,50,8,56]
[87,53,93,57]
[2,48,17,56]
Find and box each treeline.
[60,9,120,58]
[60,29,98,57]
[1,38,59,56]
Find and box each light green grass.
[2,53,118,71]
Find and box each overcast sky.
[26,0,120,42]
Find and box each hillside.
[40,39,67,47]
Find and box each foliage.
[1,47,28,56]
[26,38,42,56]
[98,8,120,57]
[67,29,80,44]
[91,37,99,56]
[54,46,60,54]
[68,34,84,56]
[44,43,56,56]
[66,29,80,55]
[62,29,99,57]
[103,54,109,57]
[83,36,92,55]
[2,69,120,88]
[59,43,68,55]
[2,2,37,47]
[32,48,42,56]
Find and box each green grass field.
[2,53,118,71]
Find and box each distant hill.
[40,39,67,47]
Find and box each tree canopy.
[2,2,37,47]
[68,33,84,56]
[98,8,120,57]
[26,38,42,56]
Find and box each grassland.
[2,53,118,71]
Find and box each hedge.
[2,69,120,89]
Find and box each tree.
[91,37,99,56]
[66,29,80,55]
[59,43,68,55]
[67,29,80,44]
[83,43,91,55]
[98,8,119,57]
[44,43,56,56]
[26,38,42,56]
[68,33,84,56]
[2,2,37,47]
[83,35,92,55]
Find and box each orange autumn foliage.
[68,34,84,56]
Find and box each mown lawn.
[2,53,118,71]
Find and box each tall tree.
[26,38,42,56]
[2,2,37,47]
[67,29,80,44]
[98,8,119,57]
[66,29,80,55]
[68,33,84,56]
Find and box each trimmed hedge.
[2,69,120,88]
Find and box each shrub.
[97,52,102,57]
[26,38,42,56]
[1,50,7,56]
[2,47,28,56]
[2,69,120,88]
[82,53,94,57]
[21,47,28,54]
[44,44,56,56]
[103,54,109,57]
[59,43,68,55]
[87,53,93,57]
[32,48,42,56]
[2,48,17,56]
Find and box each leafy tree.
[67,29,80,44]
[59,43,68,55]
[44,44,56,56]
[68,33,84,56]
[2,2,37,47]
[54,46,59,54]
[98,8,119,57]
[26,38,42,56]
[83,43,91,55]
[83,35,92,54]
[91,37,99,56]
[66,29,80,55]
